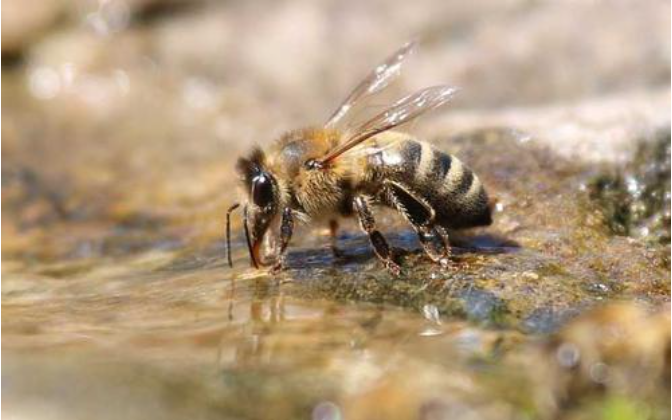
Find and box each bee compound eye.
[251,173,275,209]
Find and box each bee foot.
[438,257,454,270]
[385,260,402,276]
[331,247,346,260]
[271,260,286,274]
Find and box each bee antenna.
[226,203,241,268]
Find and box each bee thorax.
[294,169,346,216]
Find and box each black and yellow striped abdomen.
[359,133,492,229]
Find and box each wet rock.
[553,304,670,397]
[340,302,671,420]
[458,287,506,323]
[526,303,671,419]
[588,129,671,245]
[279,129,669,331]
[522,307,580,335]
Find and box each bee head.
[236,147,280,267]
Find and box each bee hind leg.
[383,180,452,268]
[353,196,402,276]
[420,225,452,268]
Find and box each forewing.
[325,40,418,128]
[320,85,458,164]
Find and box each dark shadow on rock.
[449,232,521,254]
[521,307,583,334]
[280,229,520,272]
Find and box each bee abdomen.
[400,139,422,176]
[419,146,491,228]
[367,137,422,185]
[365,137,491,228]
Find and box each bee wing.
[334,135,406,161]
[319,85,458,165]
[325,40,418,128]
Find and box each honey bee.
[226,41,492,275]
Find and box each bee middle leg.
[271,207,294,273]
[383,180,452,267]
[353,195,402,276]
[328,219,345,258]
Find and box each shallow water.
[3,243,517,420]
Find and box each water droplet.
[312,401,341,420]
[85,1,130,36]
[588,282,610,294]
[625,176,640,195]
[556,342,580,368]
[589,362,610,384]
[422,304,441,324]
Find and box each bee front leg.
[353,196,402,276]
[272,207,294,273]
[383,180,452,267]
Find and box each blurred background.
[2,1,670,419]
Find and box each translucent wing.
[319,85,459,165]
[335,136,405,160]
[325,40,418,128]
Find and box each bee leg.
[422,225,452,268]
[329,219,345,258]
[271,207,294,273]
[383,180,452,267]
[353,196,401,276]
